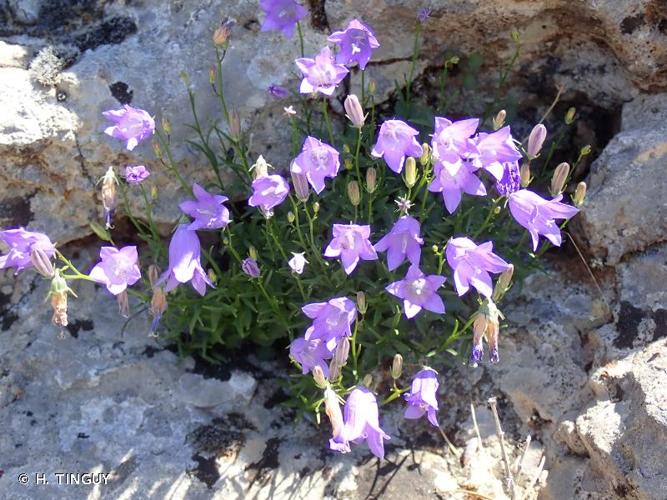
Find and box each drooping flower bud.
[100,166,118,229]
[251,155,270,179]
[391,353,403,379]
[324,387,344,440]
[573,181,587,207]
[312,202,320,214]
[470,299,504,366]
[565,107,576,125]
[580,144,592,156]
[48,270,73,330]
[367,79,376,95]
[520,163,531,187]
[30,247,54,278]
[228,111,242,141]
[149,265,168,335]
[404,157,417,188]
[492,109,507,131]
[419,143,431,166]
[208,66,216,85]
[347,180,361,207]
[287,211,296,223]
[356,291,367,314]
[550,162,570,196]
[212,17,235,47]
[291,171,310,202]
[344,94,365,128]
[366,167,377,193]
[492,264,514,302]
[117,290,130,318]
[312,365,328,389]
[527,124,547,158]
[241,257,260,278]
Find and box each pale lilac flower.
[248,174,290,216]
[289,336,332,375]
[158,224,213,296]
[329,386,390,459]
[527,124,547,158]
[495,161,521,196]
[267,83,289,99]
[417,7,432,23]
[404,368,439,426]
[241,257,260,278]
[385,265,445,319]
[327,19,380,70]
[428,160,486,214]
[260,0,307,38]
[291,136,341,194]
[446,237,510,297]
[302,297,356,351]
[295,47,349,96]
[371,120,423,173]
[103,105,155,151]
[374,216,423,271]
[124,165,150,185]
[324,224,378,275]
[472,126,522,180]
[0,228,55,274]
[89,246,141,295]
[431,117,478,164]
[508,190,579,251]
[179,183,230,231]
[288,252,308,274]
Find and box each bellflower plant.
[324,224,378,275]
[248,174,290,217]
[371,120,423,173]
[386,265,446,319]
[124,165,150,185]
[446,238,510,297]
[374,216,424,271]
[291,137,341,194]
[296,47,349,96]
[179,183,230,231]
[404,368,440,426]
[103,105,155,151]
[259,0,306,38]
[158,225,213,296]
[0,228,55,274]
[328,19,380,70]
[89,246,141,295]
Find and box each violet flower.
[385,265,446,319]
[259,0,307,38]
[267,83,289,99]
[124,165,150,185]
[296,47,349,96]
[302,297,356,351]
[472,126,522,180]
[495,161,521,196]
[417,7,432,23]
[431,117,478,164]
[508,190,579,251]
[241,257,261,278]
[103,105,155,151]
[446,237,510,298]
[428,160,486,214]
[324,224,378,275]
[288,252,308,274]
[289,336,332,376]
[404,367,439,426]
[371,120,423,174]
[291,136,341,194]
[89,246,141,295]
[248,174,290,217]
[329,386,391,459]
[0,228,55,274]
[374,216,424,271]
[158,224,213,296]
[179,183,230,231]
[328,19,380,70]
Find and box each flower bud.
[208,269,217,285]
[573,181,587,207]
[492,264,514,302]
[344,158,353,170]
[362,373,373,388]
[391,353,403,379]
[431,244,439,253]
[520,163,531,187]
[287,211,295,224]
[152,141,162,159]
[344,94,365,128]
[419,143,431,166]
[48,270,73,329]
[291,170,310,202]
[312,202,320,214]
[151,186,158,200]
[565,107,576,125]
[208,66,216,85]
[580,144,592,156]
[251,155,270,179]
[213,17,235,46]
[367,79,376,95]
[248,246,258,261]
[324,387,344,439]
[162,117,172,135]
[404,157,417,188]
[527,124,547,158]
[329,337,350,379]
[493,109,506,131]
[100,166,118,229]
[365,167,377,193]
[30,247,54,278]
[228,111,242,141]
[312,365,328,389]
[470,299,503,366]
[241,257,260,278]
[117,290,130,318]
[347,180,361,207]
[150,269,168,335]
[179,71,189,85]
[550,162,570,196]
[356,291,367,314]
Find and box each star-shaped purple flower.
[508,190,579,251]
[295,47,349,96]
[0,227,55,274]
[471,126,522,180]
[302,297,356,351]
[291,136,341,194]
[289,336,332,376]
[431,117,479,164]
[329,386,391,459]
[248,174,290,217]
[404,367,439,427]
[158,224,213,296]
[371,120,423,173]
[446,237,510,297]
[124,165,150,185]
[89,246,142,296]
[259,0,307,38]
[179,183,230,231]
[327,19,380,70]
[103,105,155,151]
[385,265,446,319]
[324,224,378,275]
[374,216,424,271]
[428,159,486,214]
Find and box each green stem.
[360,69,366,107]
[156,132,190,192]
[296,21,305,58]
